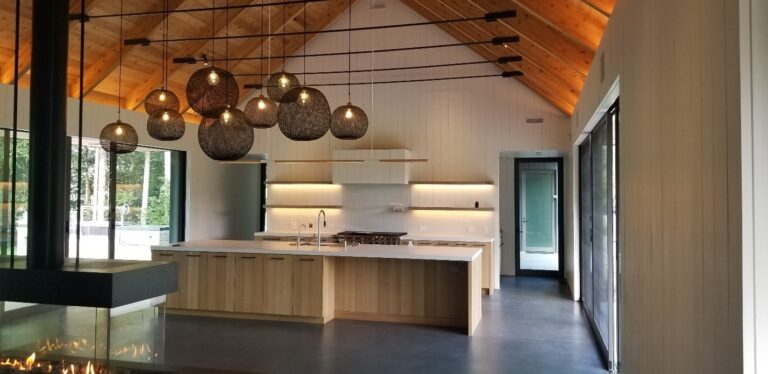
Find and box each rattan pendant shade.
[330,103,368,140]
[148,110,185,140]
[144,89,180,115]
[186,66,239,117]
[278,86,331,141]
[100,120,139,154]
[244,94,278,128]
[198,109,254,160]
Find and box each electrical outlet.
[419,225,428,232]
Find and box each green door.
[521,169,556,253]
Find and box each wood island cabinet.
[263,255,293,315]
[152,251,207,309]
[204,253,236,311]
[234,254,266,314]
[292,256,328,317]
[152,251,182,308]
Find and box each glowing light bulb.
[115,126,124,135]
[345,108,354,119]
[207,69,220,86]
[221,109,232,124]
[161,111,170,122]
[299,89,309,104]
[158,91,167,102]
[257,99,266,110]
[279,75,289,88]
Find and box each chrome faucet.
[316,209,326,250]
[297,224,308,247]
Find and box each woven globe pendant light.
[245,95,278,128]
[100,0,138,154]
[186,66,239,117]
[145,89,180,116]
[198,109,254,161]
[331,103,368,139]
[330,0,368,140]
[148,109,185,140]
[266,71,299,103]
[100,120,139,154]
[278,86,330,141]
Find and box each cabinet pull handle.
[213,255,228,258]
[299,258,316,262]
[158,254,173,257]
[270,257,285,260]
[186,254,201,257]
[240,256,256,259]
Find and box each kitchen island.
[152,240,482,335]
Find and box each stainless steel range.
[336,231,407,245]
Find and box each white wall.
[0,84,261,243]
[250,0,571,286]
[739,0,768,372]
[572,0,742,372]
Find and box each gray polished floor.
[163,277,607,374]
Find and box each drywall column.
[27,0,70,269]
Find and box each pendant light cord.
[118,0,123,120]
[347,0,351,102]
[225,0,229,106]
[211,0,215,67]
[259,0,264,95]
[163,0,168,90]
[303,0,307,85]
[282,2,286,72]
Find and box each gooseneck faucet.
[316,209,326,250]
[297,224,308,247]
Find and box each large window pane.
[591,116,611,347]
[579,138,593,313]
[69,138,111,259]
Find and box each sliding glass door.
[580,101,619,369]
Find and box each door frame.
[514,157,565,278]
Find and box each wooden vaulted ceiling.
[0,0,614,119]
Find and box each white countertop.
[254,231,494,243]
[153,240,481,262]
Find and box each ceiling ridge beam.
[69,0,189,98]
[0,0,100,84]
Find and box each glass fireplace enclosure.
[0,302,166,371]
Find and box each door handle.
[299,258,316,262]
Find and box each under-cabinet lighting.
[378,158,429,163]
[273,159,364,164]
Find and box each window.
[69,138,186,260]
[0,129,28,257]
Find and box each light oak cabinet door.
[179,252,207,310]
[152,251,182,308]
[204,253,236,311]
[263,255,293,315]
[292,256,324,317]
[234,254,266,314]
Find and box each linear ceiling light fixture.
[234,57,522,77]
[125,11,516,46]
[71,0,327,20]
[245,71,523,89]
[173,37,520,64]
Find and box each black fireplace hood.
[0,0,178,309]
[0,258,178,308]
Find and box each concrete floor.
[163,277,606,374]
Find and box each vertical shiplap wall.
[0,84,261,243]
[740,0,768,372]
[572,0,742,373]
[249,0,571,288]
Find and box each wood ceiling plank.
[581,0,615,16]
[123,0,294,112]
[69,0,189,98]
[461,0,593,75]
[508,0,608,51]
[403,0,579,112]
[0,0,99,84]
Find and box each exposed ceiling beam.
[0,0,100,84]
[69,0,188,98]
[123,0,270,111]
[461,0,593,75]
[403,0,578,114]
[508,0,608,51]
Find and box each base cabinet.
[263,255,293,315]
[152,251,182,308]
[292,256,325,317]
[234,254,266,314]
[204,253,236,311]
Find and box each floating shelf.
[409,181,495,185]
[264,205,342,209]
[265,181,335,185]
[408,206,495,211]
